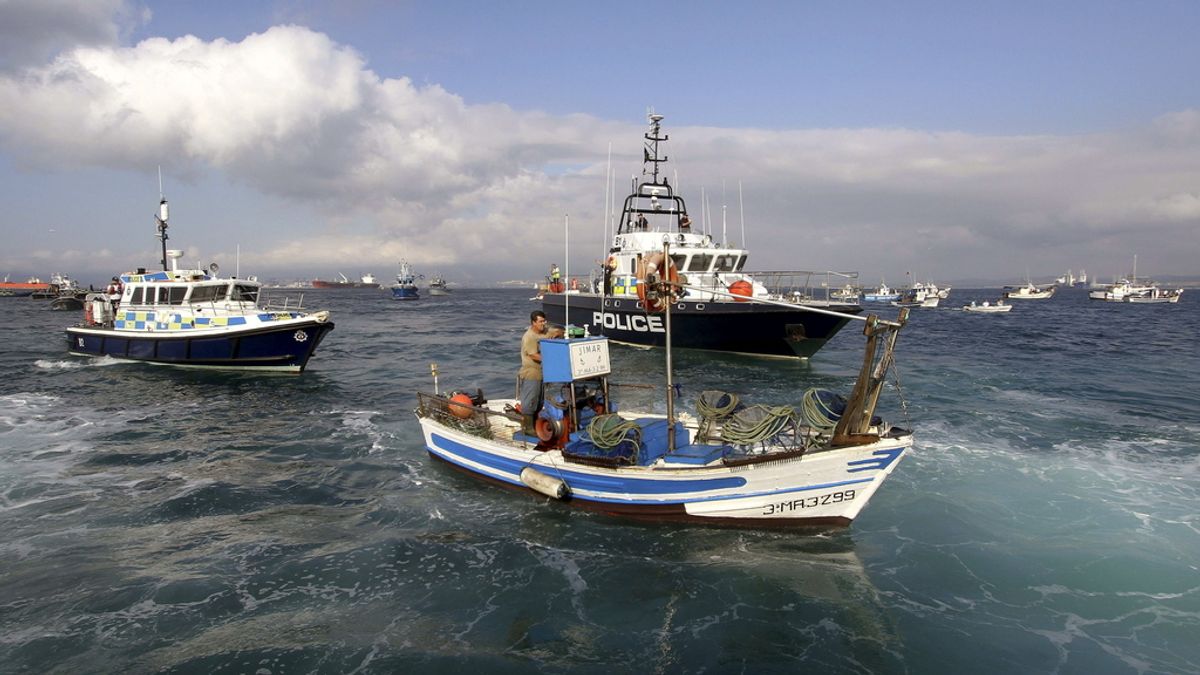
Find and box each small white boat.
[963,300,1012,313]
[416,256,913,527]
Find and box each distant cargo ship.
[311,273,380,289]
[0,276,53,297]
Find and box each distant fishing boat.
[66,191,335,372]
[391,260,420,300]
[428,276,452,296]
[1089,258,1182,303]
[1003,280,1056,300]
[862,281,900,302]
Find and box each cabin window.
[233,284,258,302]
[166,287,187,305]
[670,254,687,271]
[736,255,747,271]
[714,255,740,272]
[130,287,145,304]
[188,285,227,303]
[687,254,712,272]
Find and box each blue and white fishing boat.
[416,256,912,527]
[391,260,420,300]
[65,194,335,372]
[862,281,900,302]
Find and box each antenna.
[739,180,746,249]
[155,166,170,271]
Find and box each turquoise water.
[1,288,1197,673]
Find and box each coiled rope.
[586,414,642,453]
[696,390,741,420]
[721,405,798,446]
[799,388,845,434]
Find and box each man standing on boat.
[518,310,549,435]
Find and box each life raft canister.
[635,251,679,313]
[729,280,753,301]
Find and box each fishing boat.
[862,281,900,302]
[391,260,420,300]
[428,276,452,296]
[1003,280,1055,299]
[416,253,912,527]
[540,113,861,360]
[0,276,52,298]
[1088,257,1182,303]
[65,193,335,372]
[48,273,88,311]
[892,289,939,308]
[962,300,1012,313]
[312,273,379,289]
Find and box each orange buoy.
[449,392,474,419]
[635,251,679,313]
[729,280,753,301]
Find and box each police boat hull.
[542,293,859,359]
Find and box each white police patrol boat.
[66,195,334,372]
[417,254,911,527]
[541,113,862,360]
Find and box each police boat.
[66,193,334,372]
[541,112,862,360]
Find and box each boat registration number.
[763,489,856,515]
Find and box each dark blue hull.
[542,293,859,359]
[391,286,419,300]
[65,320,335,372]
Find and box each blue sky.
[1,0,1198,285]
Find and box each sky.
[1,0,1198,287]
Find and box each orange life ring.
[636,252,679,313]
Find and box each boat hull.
[542,293,859,359]
[418,413,910,527]
[311,280,379,289]
[391,286,419,300]
[65,319,335,372]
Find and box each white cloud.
[0,20,1197,283]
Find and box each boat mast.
[643,113,668,185]
[155,168,169,272]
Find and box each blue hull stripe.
[428,432,901,505]
[430,432,746,495]
[846,447,905,472]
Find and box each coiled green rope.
[799,388,844,434]
[587,414,642,453]
[696,390,741,420]
[721,405,798,446]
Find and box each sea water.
[1,288,1197,673]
